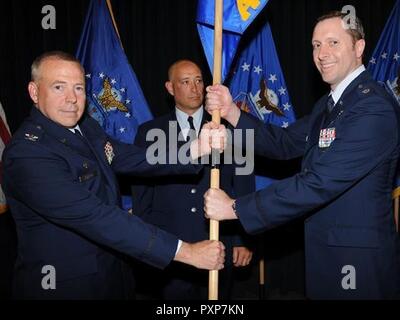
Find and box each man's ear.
[165,81,174,96]
[28,82,39,104]
[355,39,365,59]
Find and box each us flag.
[0,101,11,214]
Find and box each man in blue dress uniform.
[132,60,254,299]
[2,51,226,299]
[204,12,400,299]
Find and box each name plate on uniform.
[319,127,336,148]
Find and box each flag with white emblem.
[229,22,296,190]
[76,0,152,144]
[367,0,400,105]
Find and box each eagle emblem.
[248,78,284,120]
[98,78,129,113]
[257,79,284,116]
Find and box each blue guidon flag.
[197,0,269,82]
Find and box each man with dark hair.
[204,12,400,299]
[3,51,227,299]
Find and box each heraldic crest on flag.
[86,73,132,126]
[229,23,295,128]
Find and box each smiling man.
[204,12,400,299]
[2,51,227,299]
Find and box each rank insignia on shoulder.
[362,88,370,94]
[24,133,39,141]
[104,141,115,165]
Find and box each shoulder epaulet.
[14,122,44,142]
[356,83,374,96]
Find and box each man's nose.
[191,81,202,93]
[66,88,77,103]
[318,44,330,60]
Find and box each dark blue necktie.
[326,95,335,113]
[73,129,83,136]
[187,116,196,142]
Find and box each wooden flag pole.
[105,0,123,47]
[209,0,223,301]
[258,235,266,299]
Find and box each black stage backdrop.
[0,0,396,132]
[0,0,397,300]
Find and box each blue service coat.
[2,107,201,299]
[133,111,254,243]
[235,71,400,299]
[131,110,254,299]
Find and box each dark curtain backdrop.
[0,0,397,299]
[0,0,396,133]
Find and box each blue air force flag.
[76,0,152,144]
[229,22,296,190]
[197,0,269,82]
[367,0,400,105]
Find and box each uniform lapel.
[304,99,327,151]
[79,117,119,196]
[31,108,119,197]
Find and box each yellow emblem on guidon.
[237,0,261,21]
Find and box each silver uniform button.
[191,188,197,194]
[191,207,197,213]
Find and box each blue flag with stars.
[76,0,153,210]
[367,0,400,105]
[76,0,152,144]
[229,22,296,190]
[368,0,400,192]
[197,0,269,82]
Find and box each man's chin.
[58,120,79,128]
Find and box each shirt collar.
[330,65,365,104]
[68,124,83,135]
[175,106,203,134]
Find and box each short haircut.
[31,51,84,81]
[167,59,202,81]
[316,10,365,44]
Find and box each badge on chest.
[319,127,336,148]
